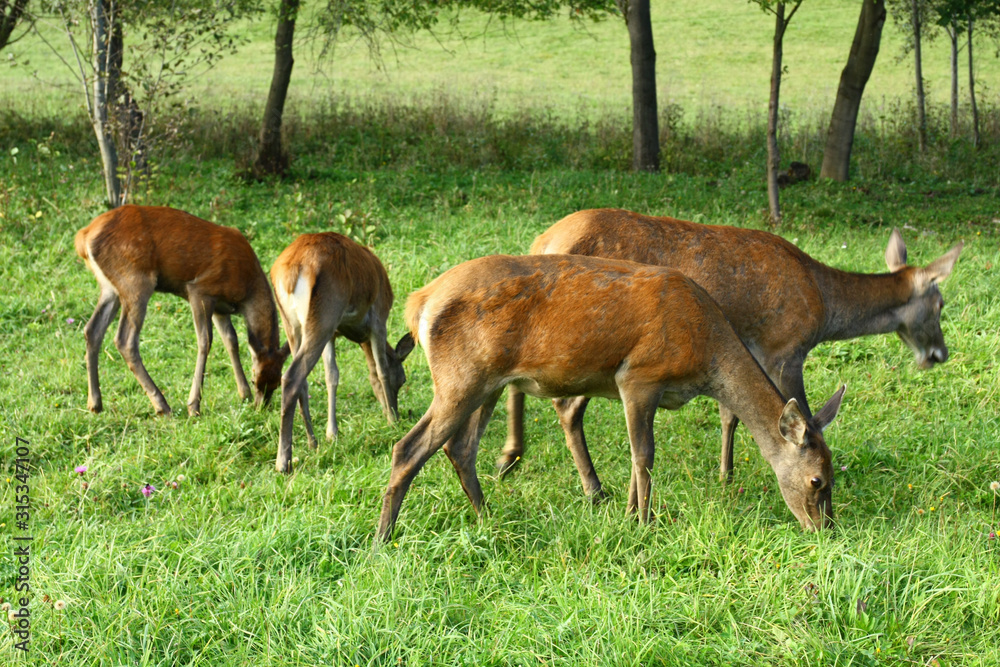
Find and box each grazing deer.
[375,254,845,543]
[75,205,289,416]
[500,209,962,499]
[270,233,414,473]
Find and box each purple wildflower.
[66,317,75,324]
[74,465,87,475]
[140,484,156,498]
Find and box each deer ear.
[885,228,907,272]
[779,398,809,446]
[918,241,963,288]
[395,332,415,362]
[813,384,846,432]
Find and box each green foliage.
[1,94,999,663]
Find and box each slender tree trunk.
[820,0,886,181]
[912,0,927,152]
[254,0,300,177]
[617,0,659,172]
[107,8,144,203]
[968,18,979,148]
[0,0,30,51]
[766,3,787,225]
[947,22,958,137]
[89,0,121,207]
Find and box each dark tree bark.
[89,0,121,207]
[820,0,885,181]
[912,0,927,152]
[254,0,300,177]
[108,7,145,199]
[617,0,659,172]
[766,3,790,225]
[968,18,979,148]
[0,0,30,51]
[947,21,958,137]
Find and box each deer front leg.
[83,287,120,414]
[622,391,659,524]
[362,333,398,423]
[212,313,252,402]
[718,404,740,483]
[553,396,606,501]
[496,387,525,476]
[114,292,171,416]
[187,295,216,416]
[321,339,339,440]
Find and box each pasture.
[2,2,1000,665]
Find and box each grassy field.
[2,2,1000,665]
[5,0,1000,119]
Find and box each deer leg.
[443,389,502,517]
[718,404,740,483]
[362,330,398,423]
[622,391,659,524]
[114,290,171,416]
[277,336,327,472]
[376,394,484,545]
[496,387,526,476]
[187,295,215,416]
[552,396,606,501]
[213,313,252,402]
[322,339,339,440]
[83,287,120,414]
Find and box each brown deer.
[270,233,414,473]
[375,254,845,543]
[500,209,962,500]
[75,205,289,416]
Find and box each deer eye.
[810,477,823,489]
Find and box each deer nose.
[928,346,948,365]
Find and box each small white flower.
[292,457,300,465]
[0,602,9,611]
[54,600,66,611]
[990,481,999,492]
[176,474,185,483]
[7,610,16,622]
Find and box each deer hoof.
[495,452,521,477]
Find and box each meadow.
[2,2,1000,665]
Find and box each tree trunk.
[968,18,979,148]
[254,0,300,177]
[89,0,121,207]
[107,7,145,202]
[766,3,786,225]
[947,21,958,137]
[912,0,927,152]
[617,0,659,172]
[820,0,886,181]
[0,0,30,51]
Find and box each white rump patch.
[418,308,432,353]
[290,274,311,327]
[87,242,118,296]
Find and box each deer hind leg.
[321,339,340,440]
[553,396,605,501]
[213,313,252,402]
[114,284,171,416]
[83,286,120,414]
[362,328,398,423]
[443,388,503,518]
[187,294,217,416]
[718,404,740,483]
[621,390,659,524]
[376,393,487,545]
[496,387,526,476]
[277,331,329,472]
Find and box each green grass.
[4,0,1000,119]
[1,122,999,664]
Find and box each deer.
[75,205,289,416]
[375,254,845,543]
[270,232,415,473]
[499,208,962,501]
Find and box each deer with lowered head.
[75,205,289,416]
[375,254,845,543]
[500,208,962,500]
[270,232,414,473]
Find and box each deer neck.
[243,276,281,355]
[814,265,915,342]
